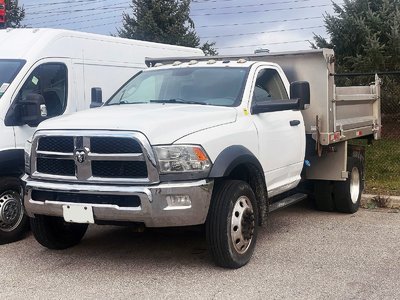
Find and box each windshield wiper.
[150,98,208,105]
[107,101,148,106]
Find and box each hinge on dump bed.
[315,115,323,157]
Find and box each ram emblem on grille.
[75,150,86,164]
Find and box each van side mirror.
[20,93,48,126]
[5,93,48,127]
[90,87,103,108]
[290,81,310,110]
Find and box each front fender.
[209,145,264,178]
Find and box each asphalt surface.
[1,201,399,300]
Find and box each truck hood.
[37,104,237,144]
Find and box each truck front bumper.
[22,175,214,227]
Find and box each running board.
[269,193,308,212]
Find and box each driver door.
[11,59,71,150]
[250,66,305,196]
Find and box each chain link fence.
[366,75,400,195]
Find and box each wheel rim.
[0,191,24,232]
[230,196,255,254]
[350,167,360,204]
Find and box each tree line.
[5,0,400,114]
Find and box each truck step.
[269,193,308,212]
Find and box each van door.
[10,59,71,149]
[249,66,305,196]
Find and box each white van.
[0,28,203,243]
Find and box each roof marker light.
[172,61,182,66]
[154,63,163,67]
[207,60,217,64]
[237,58,247,63]
[188,60,198,65]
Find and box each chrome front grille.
[31,131,159,184]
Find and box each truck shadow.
[31,199,316,270]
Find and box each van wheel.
[314,180,335,212]
[0,177,29,245]
[206,180,258,269]
[333,157,364,213]
[30,215,88,249]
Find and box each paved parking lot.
[1,201,399,299]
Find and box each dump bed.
[146,49,381,146]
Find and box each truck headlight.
[154,145,211,173]
[24,140,32,175]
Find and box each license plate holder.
[63,204,94,224]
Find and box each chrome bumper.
[22,175,214,227]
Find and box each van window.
[0,59,26,99]
[17,63,68,117]
[252,68,288,104]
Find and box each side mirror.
[290,81,310,110]
[5,93,47,127]
[90,87,103,108]
[20,93,48,126]
[252,99,300,114]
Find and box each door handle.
[290,120,301,126]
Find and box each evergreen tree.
[313,0,400,71]
[5,0,25,28]
[312,0,400,113]
[201,41,218,56]
[118,0,217,55]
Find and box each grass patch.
[364,139,400,195]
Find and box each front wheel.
[0,177,29,245]
[206,180,258,269]
[30,215,88,249]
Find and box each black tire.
[206,180,259,269]
[30,215,88,249]
[0,177,29,245]
[314,180,335,212]
[333,157,364,213]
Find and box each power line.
[197,16,323,28]
[217,39,311,50]
[27,1,128,15]
[25,0,109,9]
[192,0,248,4]
[26,7,127,26]
[191,3,336,16]
[75,19,122,30]
[200,25,324,39]
[192,0,329,11]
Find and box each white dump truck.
[0,28,203,243]
[23,49,381,268]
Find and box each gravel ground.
[0,201,399,300]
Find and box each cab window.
[252,68,288,104]
[17,63,68,118]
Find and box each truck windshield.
[107,67,248,107]
[0,60,26,99]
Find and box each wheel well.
[0,149,24,178]
[223,163,268,225]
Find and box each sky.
[19,0,339,54]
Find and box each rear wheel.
[333,157,364,213]
[206,180,258,269]
[30,215,88,249]
[0,177,29,245]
